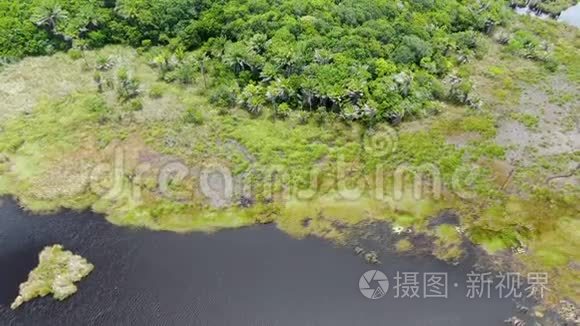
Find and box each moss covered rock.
[11,245,94,310]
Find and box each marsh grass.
[510,112,540,129]
[395,239,414,252]
[0,37,578,304]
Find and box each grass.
[395,239,413,252]
[433,224,464,261]
[510,112,540,129]
[0,32,579,305]
[548,89,577,106]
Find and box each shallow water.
[514,4,580,27]
[0,198,527,326]
[559,4,580,27]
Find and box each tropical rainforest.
[0,0,560,122]
[0,0,578,321]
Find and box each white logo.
[359,270,389,299]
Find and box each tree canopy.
[0,0,517,122]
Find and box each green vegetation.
[1,0,514,122]
[433,224,464,261]
[511,112,540,129]
[0,0,578,309]
[11,245,94,310]
[395,239,414,252]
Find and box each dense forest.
[2,0,561,124]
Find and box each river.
[0,197,531,325]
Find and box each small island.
[11,245,94,310]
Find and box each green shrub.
[149,84,165,99]
[67,49,83,60]
[116,68,140,101]
[511,113,540,129]
[274,103,291,119]
[209,84,239,108]
[125,99,143,112]
[96,55,113,71]
[296,111,311,125]
[183,107,203,124]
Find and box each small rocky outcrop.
[11,245,94,310]
[557,300,579,325]
[364,251,380,265]
[504,316,525,326]
[353,246,380,264]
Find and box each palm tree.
[31,1,73,47]
[77,4,101,35]
[31,1,69,32]
[223,42,260,75]
[115,0,142,20]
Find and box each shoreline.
[511,0,579,17]
[0,196,547,325]
[1,194,576,325]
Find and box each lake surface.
[559,4,580,27]
[0,197,528,326]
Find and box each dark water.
[0,198,526,326]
